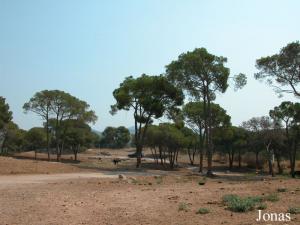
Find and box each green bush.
[198,177,206,186]
[257,203,267,210]
[277,188,288,192]
[288,207,300,214]
[264,193,279,202]
[196,208,210,214]
[222,194,262,212]
[178,202,189,212]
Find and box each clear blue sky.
[0,0,299,131]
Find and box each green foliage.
[166,48,230,99]
[178,202,189,212]
[0,97,13,130]
[145,123,186,168]
[257,203,267,210]
[222,194,262,212]
[25,127,47,150]
[1,122,26,154]
[166,48,245,174]
[255,41,300,97]
[24,90,97,160]
[0,97,14,154]
[287,207,300,214]
[101,126,130,148]
[196,208,210,214]
[198,177,206,185]
[264,193,279,202]
[111,74,183,167]
[277,188,288,192]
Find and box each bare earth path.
[0,173,118,186]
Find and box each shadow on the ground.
[12,155,81,164]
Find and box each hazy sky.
[0,0,299,131]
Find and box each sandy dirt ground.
[0,173,299,225]
[0,150,299,225]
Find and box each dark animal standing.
[113,158,121,165]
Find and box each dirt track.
[0,173,117,186]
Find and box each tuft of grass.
[288,207,300,214]
[222,194,262,213]
[178,202,189,212]
[257,203,267,210]
[277,188,288,192]
[264,193,279,202]
[198,177,206,186]
[196,208,210,214]
[155,176,163,184]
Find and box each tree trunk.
[238,149,242,168]
[75,146,78,161]
[187,148,194,165]
[275,154,283,174]
[136,144,142,168]
[255,151,259,172]
[199,149,203,173]
[290,141,297,178]
[46,112,50,161]
[228,151,234,170]
[206,93,213,176]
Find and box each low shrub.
[196,208,210,214]
[198,178,206,186]
[264,193,279,202]
[277,188,288,192]
[222,194,262,212]
[257,203,267,210]
[288,207,300,214]
[178,202,189,212]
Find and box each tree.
[180,126,198,166]
[0,97,13,154]
[101,127,116,148]
[24,90,97,161]
[145,123,185,169]
[182,101,231,172]
[166,48,246,176]
[1,122,26,155]
[255,41,300,97]
[101,126,130,148]
[63,120,96,161]
[242,116,279,177]
[214,126,247,170]
[23,90,53,160]
[114,126,130,148]
[25,127,47,160]
[49,90,97,161]
[111,74,184,167]
[270,101,300,177]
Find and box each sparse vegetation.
[178,202,189,212]
[196,208,210,214]
[223,194,263,212]
[257,203,267,210]
[277,188,288,192]
[287,207,300,214]
[198,177,206,185]
[264,193,280,202]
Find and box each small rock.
[118,174,127,180]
